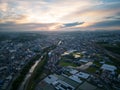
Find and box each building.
[52,80,75,90]
[44,75,58,84]
[69,69,78,75]
[101,64,117,72]
[69,75,82,83]
[76,72,90,79]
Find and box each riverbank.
[10,54,41,90]
[25,45,56,90]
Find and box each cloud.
[63,22,84,28]
[105,12,120,20]
[90,20,120,28]
[0,0,120,31]
[0,14,29,24]
[0,0,102,24]
[0,3,8,12]
[62,2,120,22]
[0,22,63,31]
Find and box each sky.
[0,0,120,31]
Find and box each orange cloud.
[62,7,120,23]
[0,0,120,31]
[35,23,63,31]
[0,15,29,24]
[0,3,8,12]
[14,15,29,24]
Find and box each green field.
[86,67,97,73]
[59,60,77,67]
[59,51,83,67]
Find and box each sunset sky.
[0,0,120,31]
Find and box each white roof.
[62,50,76,56]
[101,64,117,72]
[69,75,82,83]
[70,69,78,74]
[44,75,58,84]
[79,59,88,63]
[76,72,90,79]
[55,80,75,90]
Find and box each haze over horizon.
[0,0,120,31]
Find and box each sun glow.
[0,0,120,31]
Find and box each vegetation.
[59,51,83,67]
[116,69,120,74]
[59,60,77,67]
[26,53,48,90]
[105,61,114,65]
[26,45,56,90]
[107,55,120,67]
[96,41,120,68]
[11,45,56,90]
[86,67,97,73]
[104,45,120,54]
[11,54,41,90]
[93,61,102,67]
[96,41,120,55]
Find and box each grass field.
[59,60,77,67]
[86,67,97,73]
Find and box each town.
[0,31,120,90]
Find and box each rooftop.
[44,75,58,84]
[69,75,82,83]
[101,64,117,72]
[76,72,90,79]
[69,69,78,75]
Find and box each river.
[18,41,60,90]
[18,55,43,90]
